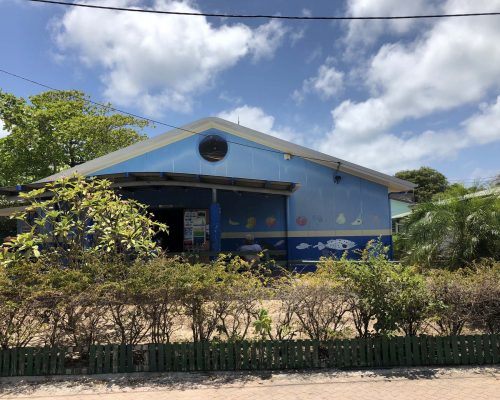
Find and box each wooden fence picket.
[1,334,500,377]
[492,335,499,364]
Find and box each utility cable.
[27,0,500,21]
[0,68,343,167]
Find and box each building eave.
[35,117,416,192]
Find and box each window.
[198,135,228,162]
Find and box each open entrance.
[153,207,210,253]
[154,208,184,252]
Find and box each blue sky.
[1,0,499,184]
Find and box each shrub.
[1,175,166,268]
[427,269,472,336]
[467,260,500,334]
[290,273,349,340]
[325,240,433,337]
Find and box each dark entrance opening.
[153,208,184,252]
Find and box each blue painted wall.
[95,128,392,260]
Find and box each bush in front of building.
[320,240,433,338]
[0,174,167,269]
[1,230,500,347]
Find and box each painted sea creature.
[351,214,363,226]
[245,217,256,229]
[313,242,326,251]
[325,239,356,250]
[274,240,285,247]
[296,243,311,250]
[265,216,277,228]
[229,219,240,226]
[312,215,323,223]
[336,213,346,224]
[296,216,308,226]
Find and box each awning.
[0,172,299,199]
[0,206,26,217]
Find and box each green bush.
[323,240,433,337]
[0,176,498,347]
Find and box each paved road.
[1,367,499,400]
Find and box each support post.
[209,189,221,253]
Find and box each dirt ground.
[0,366,498,400]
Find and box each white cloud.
[218,91,242,105]
[0,120,9,139]
[217,105,303,144]
[320,95,500,174]
[290,28,305,46]
[320,0,500,172]
[345,0,438,47]
[337,0,500,138]
[293,58,343,103]
[463,96,500,144]
[53,0,289,115]
[248,20,289,61]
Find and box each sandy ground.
[0,366,498,399]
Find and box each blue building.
[2,117,414,263]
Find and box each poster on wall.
[183,209,209,251]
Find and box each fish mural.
[228,219,240,226]
[274,239,285,247]
[265,216,277,228]
[313,242,327,251]
[325,239,356,250]
[292,239,357,251]
[296,216,308,226]
[245,217,256,229]
[336,213,346,224]
[351,213,363,226]
[312,215,324,223]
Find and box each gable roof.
[37,117,415,192]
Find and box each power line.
[27,0,500,21]
[2,68,497,185]
[448,175,499,183]
[0,68,343,167]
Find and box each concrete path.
[1,366,499,400]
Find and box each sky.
[0,0,500,185]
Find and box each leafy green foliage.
[253,309,272,340]
[395,167,448,203]
[399,185,500,269]
[0,235,498,347]
[1,175,167,268]
[322,240,432,337]
[0,90,148,185]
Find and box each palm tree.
[399,186,500,269]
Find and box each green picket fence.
[1,334,499,377]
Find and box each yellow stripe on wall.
[221,229,391,239]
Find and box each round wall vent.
[198,135,228,162]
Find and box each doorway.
[153,208,184,252]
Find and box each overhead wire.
[27,0,500,21]
[1,68,498,186]
[0,68,344,167]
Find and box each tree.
[1,175,167,268]
[395,167,448,202]
[0,90,148,185]
[399,185,500,269]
